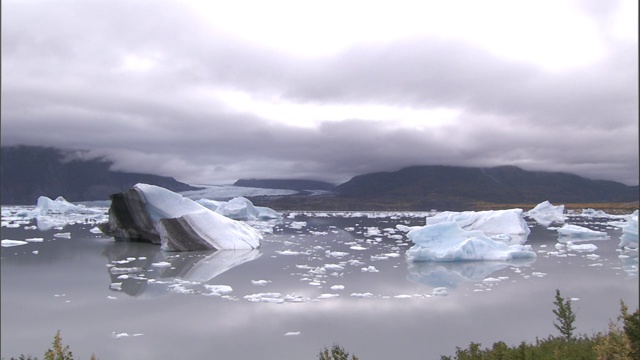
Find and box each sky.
[1,0,638,186]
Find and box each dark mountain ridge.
[1,145,200,205]
[333,165,638,209]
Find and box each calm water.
[1,209,638,359]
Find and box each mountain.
[332,165,638,209]
[234,178,335,191]
[0,145,200,205]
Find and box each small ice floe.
[151,261,172,268]
[330,285,345,290]
[394,294,412,299]
[347,259,365,266]
[89,227,103,234]
[25,237,44,242]
[107,296,117,300]
[289,221,307,229]
[32,250,39,255]
[284,332,301,336]
[566,242,598,252]
[1,239,29,247]
[325,250,349,258]
[110,282,123,291]
[432,287,449,296]
[531,272,547,278]
[361,266,379,273]
[244,293,284,303]
[482,277,501,283]
[324,264,345,271]
[350,245,367,250]
[557,224,608,239]
[317,293,340,299]
[204,285,233,295]
[350,292,374,298]
[585,254,601,260]
[251,280,271,286]
[112,332,144,339]
[53,232,71,238]
[276,250,302,256]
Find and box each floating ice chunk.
[318,293,340,299]
[526,201,566,227]
[361,266,379,273]
[276,250,301,255]
[350,245,367,250]
[350,292,374,298]
[326,250,349,258]
[566,242,598,252]
[432,287,449,296]
[25,237,44,242]
[557,224,608,239]
[1,239,29,247]
[581,209,608,217]
[203,285,233,294]
[394,294,412,299]
[35,196,103,215]
[284,332,301,336]
[208,197,281,220]
[289,221,307,229]
[110,282,123,291]
[89,227,103,234]
[426,209,531,240]
[330,285,345,290]
[406,222,537,262]
[324,264,345,271]
[53,232,71,238]
[619,210,638,249]
[251,280,270,286]
[151,261,172,268]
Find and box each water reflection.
[406,258,536,289]
[102,242,261,296]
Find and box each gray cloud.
[2,0,637,186]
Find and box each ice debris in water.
[619,210,638,249]
[1,239,29,247]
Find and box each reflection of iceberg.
[406,258,535,288]
[102,241,261,296]
[526,201,566,227]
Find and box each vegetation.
[2,331,97,360]
[317,290,639,360]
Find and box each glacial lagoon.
[1,207,638,359]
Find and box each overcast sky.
[2,0,638,186]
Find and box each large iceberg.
[426,209,530,244]
[99,184,262,251]
[619,210,638,249]
[405,222,536,262]
[526,201,566,227]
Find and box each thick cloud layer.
[2,0,638,185]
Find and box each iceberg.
[35,196,103,215]
[557,224,608,239]
[99,184,262,251]
[196,197,281,220]
[619,210,638,249]
[426,209,530,244]
[526,201,566,227]
[405,222,536,262]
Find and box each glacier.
[99,184,262,251]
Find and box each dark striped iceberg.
[99,183,261,251]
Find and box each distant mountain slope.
[1,145,200,205]
[334,165,639,208]
[234,178,335,191]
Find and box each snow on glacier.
[405,222,536,262]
